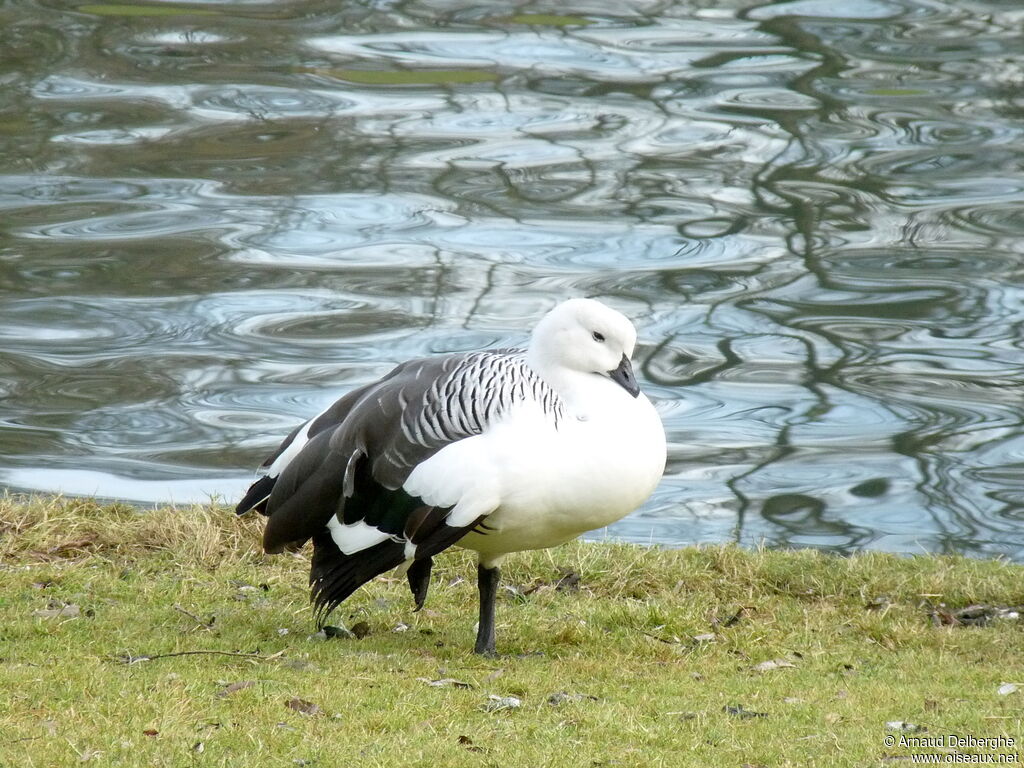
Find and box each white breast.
[407,388,666,559]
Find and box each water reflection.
[1,0,1022,560]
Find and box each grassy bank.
[1,496,1022,767]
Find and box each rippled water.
[2,0,1022,559]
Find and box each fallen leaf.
[925,603,1023,627]
[554,570,581,591]
[323,625,353,638]
[142,729,158,737]
[723,704,767,719]
[752,659,796,673]
[286,698,322,716]
[885,720,925,733]
[114,653,150,664]
[483,695,522,712]
[417,677,473,689]
[309,625,353,641]
[218,681,256,698]
[955,605,998,626]
[457,734,484,752]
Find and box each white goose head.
[527,298,641,398]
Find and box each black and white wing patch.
[234,382,375,517]
[236,350,563,624]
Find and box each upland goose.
[236,298,666,654]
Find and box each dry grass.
[0,493,265,566]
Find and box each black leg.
[474,563,500,656]
[406,557,433,612]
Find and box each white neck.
[526,349,624,412]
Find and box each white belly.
[406,391,667,561]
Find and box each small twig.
[115,650,284,664]
[634,626,711,653]
[173,604,215,630]
[638,629,678,644]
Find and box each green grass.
[1,496,1022,766]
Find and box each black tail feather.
[309,531,406,628]
[406,556,433,611]
[307,515,484,627]
[235,475,276,516]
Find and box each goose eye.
[592,331,606,342]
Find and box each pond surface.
[1,0,1023,559]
